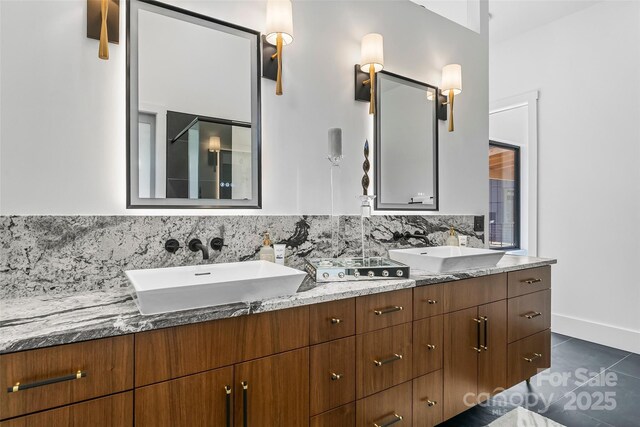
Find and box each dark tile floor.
[437,333,638,426]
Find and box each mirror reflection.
[375,72,439,211]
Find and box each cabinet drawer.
[413,315,443,377]
[310,403,355,427]
[413,371,443,427]
[508,290,551,343]
[135,306,309,386]
[508,266,551,297]
[135,366,233,427]
[310,298,355,345]
[0,336,133,420]
[442,274,507,313]
[413,284,444,319]
[356,323,412,399]
[507,329,551,387]
[310,337,356,416]
[356,289,412,334]
[356,381,412,427]
[0,392,132,427]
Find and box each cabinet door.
[135,366,233,427]
[478,300,507,401]
[234,348,309,427]
[443,307,479,420]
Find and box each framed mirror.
[127,0,261,208]
[374,71,439,211]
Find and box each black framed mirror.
[374,71,439,211]
[127,0,262,209]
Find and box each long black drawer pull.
[7,370,86,393]
[522,278,543,284]
[225,385,231,427]
[374,306,403,316]
[242,381,248,427]
[374,413,403,427]
[374,353,403,367]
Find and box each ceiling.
[489,0,600,44]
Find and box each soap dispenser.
[259,232,276,262]
[446,227,460,246]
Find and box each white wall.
[490,1,640,352]
[0,0,488,216]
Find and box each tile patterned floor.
[437,333,638,427]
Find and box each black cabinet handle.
[7,370,86,393]
[482,316,488,351]
[241,381,248,427]
[225,385,231,427]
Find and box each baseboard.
[552,313,640,354]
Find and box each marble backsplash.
[0,215,484,299]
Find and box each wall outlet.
[459,235,468,247]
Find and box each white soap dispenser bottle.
[259,232,276,262]
[446,227,460,246]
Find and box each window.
[489,142,520,249]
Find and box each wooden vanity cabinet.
[1,265,552,427]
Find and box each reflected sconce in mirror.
[208,136,221,153]
[87,0,120,60]
[262,0,294,96]
[440,64,462,132]
[354,33,384,114]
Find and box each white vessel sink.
[388,247,505,273]
[125,260,308,315]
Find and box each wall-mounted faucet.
[188,239,209,260]
[393,230,431,246]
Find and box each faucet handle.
[165,239,181,254]
[210,237,227,251]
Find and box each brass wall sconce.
[440,64,462,132]
[354,33,384,114]
[262,0,294,96]
[87,0,119,60]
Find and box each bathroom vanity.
[0,259,554,426]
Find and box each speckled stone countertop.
[0,255,556,354]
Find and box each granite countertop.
[0,255,556,354]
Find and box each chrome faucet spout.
[188,239,209,260]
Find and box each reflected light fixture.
[354,33,384,115]
[264,0,294,96]
[441,64,462,132]
[208,136,221,153]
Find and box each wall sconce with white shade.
[262,0,294,96]
[354,33,384,115]
[440,64,462,132]
[87,0,120,60]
